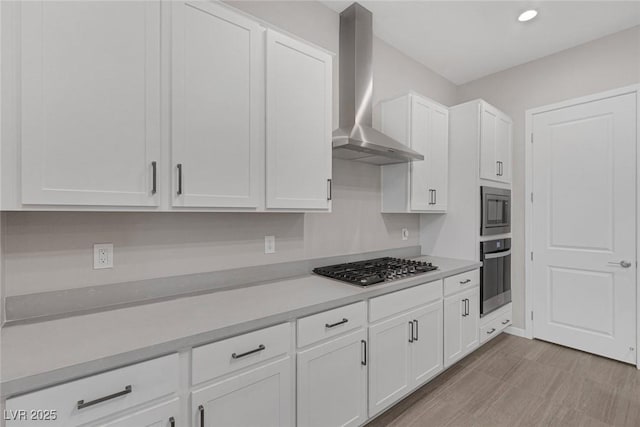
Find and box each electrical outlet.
[93,243,113,269]
[265,236,275,254]
[402,228,409,241]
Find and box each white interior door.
[532,92,637,364]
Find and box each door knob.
[608,260,632,268]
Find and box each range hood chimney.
[332,3,424,165]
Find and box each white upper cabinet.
[171,1,264,208]
[479,102,512,184]
[19,1,162,206]
[265,29,333,210]
[380,93,449,213]
[5,2,334,211]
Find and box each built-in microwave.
[480,186,511,236]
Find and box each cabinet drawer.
[369,281,442,323]
[297,302,366,348]
[444,270,479,297]
[480,306,512,344]
[193,323,291,385]
[5,354,179,427]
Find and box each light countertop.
[1,255,481,398]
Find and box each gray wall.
[453,25,640,329]
[2,1,457,298]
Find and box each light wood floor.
[366,334,640,427]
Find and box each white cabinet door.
[461,288,480,354]
[265,29,332,210]
[407,301,443,387]
[20,1,161,207]
[409,96,448,212]
[480,103,511,184]
[297,329,367,427]
[92,398,180,427]
[172,1,263,208]
[444,288,479,367]
[409,97,432,211]
[479,103,499,182]
[495,114,512,183]
[192,357,293,427]
[427,105,449,211]
[368,313,412,417]
[443,293,465,368]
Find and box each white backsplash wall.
[2,1,458,298]
[423,25,640,330]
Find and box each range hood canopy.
[332,3,424,165]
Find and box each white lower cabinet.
[368,311,413,416]
[368,288,444,418]
[192,356,293,427]
[444,287,480,367]
[297,329,367,427]
[91,398,180,427]
[409,302,444,385]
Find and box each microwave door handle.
[484,250,511,260]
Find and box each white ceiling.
[322,1,640,84]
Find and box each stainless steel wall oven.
[480,238,511,317]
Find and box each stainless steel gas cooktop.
[313,257,438,287]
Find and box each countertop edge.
[1,259,482,398]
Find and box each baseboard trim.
[504,326,528,338]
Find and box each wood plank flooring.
[366,334,640,427]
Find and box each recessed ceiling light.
[518,9,538,22]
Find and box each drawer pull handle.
[198,405,204,427]
[232,344,266,359]
[502,319,510,325]
[361,339,367,366]
[169,416,175,427]
[486,328,496,335]
[413,319,419,341]
[325,318,348,328]
[77,385,132,410]
[460,279,471,284]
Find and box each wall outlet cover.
[93,243,114,269]
[402,228,409,241]
[265,236,275,254]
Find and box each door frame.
[524,84,640,368]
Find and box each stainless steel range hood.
[332,3,423,165]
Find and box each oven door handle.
[483,250,511,260]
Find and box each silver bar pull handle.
[169,416,175,427]
[413,320,419,341]
[325,318,348,328]
[433,189,437,205]
[199,405,204,427]
[77,385,132,410]
[484,250,512,260]
[177,164,183,196]
[486,328,496,335]
[460,279,471,284]
[327,179,332,201]
[151,161,157,195]
[502,319,510,325]
[232,344,266,359]
[408,321,414,343]
[361,340,367,366]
